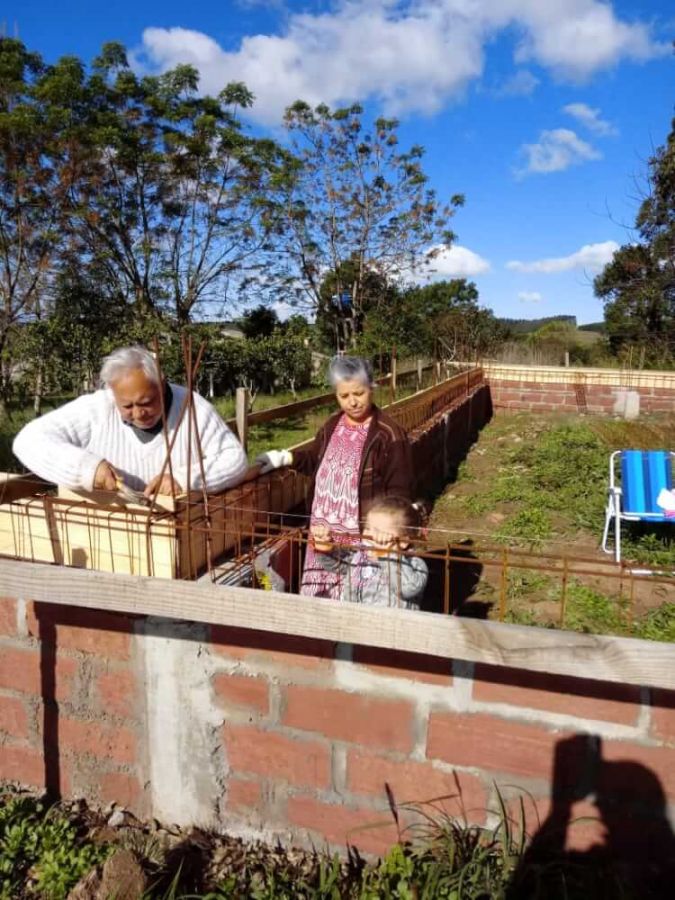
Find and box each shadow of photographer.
[507,734,675,899]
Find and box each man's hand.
[94,460,119,491]
[144,473,183,498]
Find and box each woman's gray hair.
[99,346,160,388]
[328,355,374,388]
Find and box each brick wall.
[2,594,674,858]
[0,598,145,814]
[483,365,675,415]
[489,379,675,415]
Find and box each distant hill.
[498,315,577,335]
[578,322,605,333]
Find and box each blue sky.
[12,1,674,324]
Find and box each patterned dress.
[301,415,369,598]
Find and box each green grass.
[503,573,675,642]
[450,413,675,567]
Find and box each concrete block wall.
[2,595,674,859]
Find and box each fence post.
[390,353,397,403]
[435,361,441,384]
[235,387,249,453]
[417,358,423,390]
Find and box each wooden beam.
[2,556,674,690]
[235,387,249,452]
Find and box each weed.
[496,508,552,545]
[563,583,629,636]
[633,602,675,642]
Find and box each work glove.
[255,449,293,474]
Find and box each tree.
[262,102,463,349]
[0,39,90,417]
[317,256,398,351]
[262,331,312,397]
[70,44,286,325]
[239,304,279,339]
[595,116,675,367]
[372,279,505,361]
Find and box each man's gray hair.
[99,346,160,388]
[328,355,374,388]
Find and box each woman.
[256,356,414,598]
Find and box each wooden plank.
[2,556,674,690]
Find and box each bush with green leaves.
[0,793,110,900]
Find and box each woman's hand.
[255,449,293,474]
[310,524,333,553]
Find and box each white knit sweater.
[12,384,248,493]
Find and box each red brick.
[0,744,45,788]
[600,740,675,802]
[222,723,330,789]
[287,795,399,855]
[0,695,30,739]
[428,711,566,781]
[650,690,675,745]
[352,647,452,686]
[283,686,415,752]
[0,647,76,701]
[213,673,269,714]
[98,772,143,812]
[0,598,17,636]
[95,669,138,719]
[227,777,263,812]
[27,603,132,660]
[347,749,487,820]
[59,718,136,765]
[473,667,640,726]
[210,625,335,670]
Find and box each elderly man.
[13,345,248,497]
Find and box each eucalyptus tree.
[0,39,90,417]
[71,43,286,325]
[261,101,464,350]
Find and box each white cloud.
[426,244,492,278]
[518,291,543,303]
[563,102,617,135]
[507,240,620,274]
[495,69,540,97]
[135,2,668,125]
[510,0,667,80]
[519,128,601,175]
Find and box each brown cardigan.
[291,405,414,520]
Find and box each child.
[309,496,428,609]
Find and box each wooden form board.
[3,555,675,690]
[0,470,308,579]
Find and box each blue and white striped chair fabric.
[601,450,675,563]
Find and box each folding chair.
[601,450,675,563]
